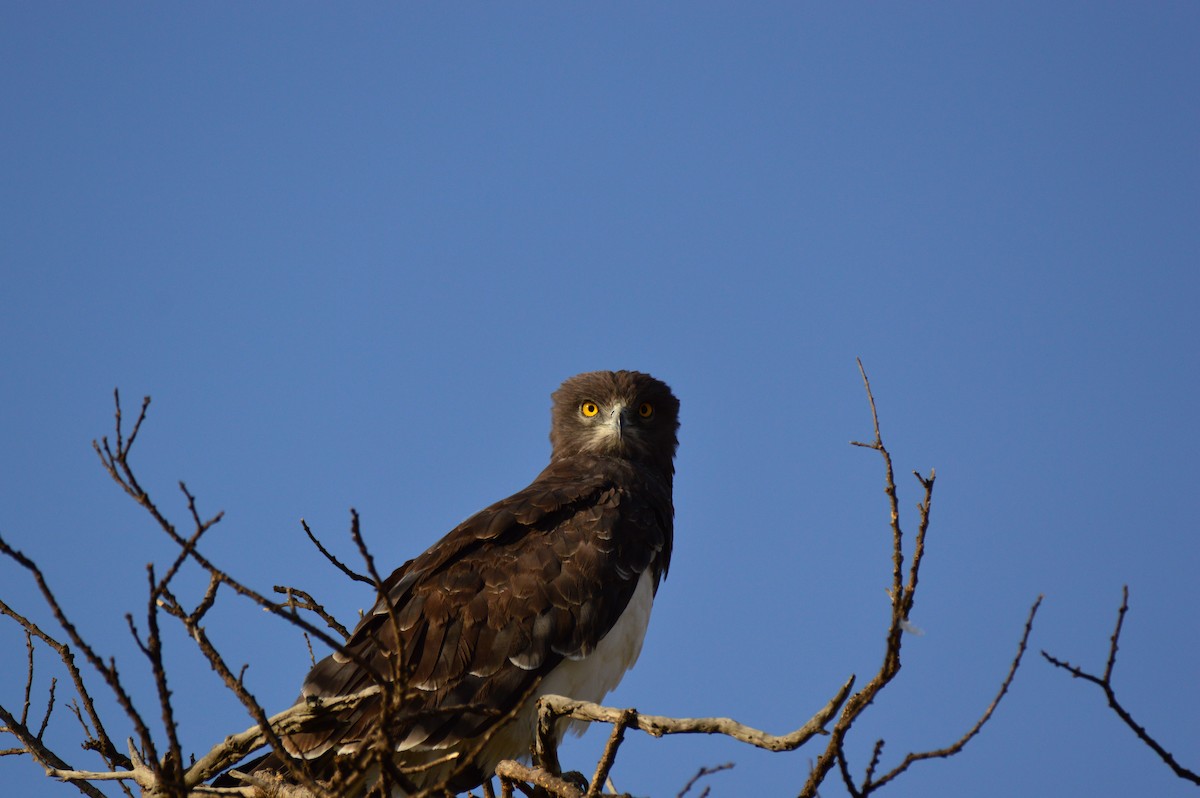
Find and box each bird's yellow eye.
[638,402,654,418]
[581,401,600,418]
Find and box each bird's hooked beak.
[603,402,646,454]
[607,403,626,440]
[583,401,638,455]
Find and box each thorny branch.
[1042,587,1199,786]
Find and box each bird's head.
[549,370,680,475]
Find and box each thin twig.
[144,564,185,795]
[301,519,372,585]
[848,596,1044,794]
[1043,587,1199,785]
[0,578,126,771]
[0,703,110,798]
[802,362,922,797]
[586,708,636,797]
[93,395,354,662]
[272,585,351,641]
[36,678,57,740]
[675,762,734,798]
[0,535,156,770]
[21,630,35,726]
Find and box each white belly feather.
[476,569,657,766]
[539,568,656,719]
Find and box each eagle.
[228,370,679,796]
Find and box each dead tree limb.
[796,360,1039,797]
[674,762,735,798]
[1042,586,1199,786]
[534,676,853,769]
[495,760,586,798]
[835,596,1044,795]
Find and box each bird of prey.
[232,370,679,795]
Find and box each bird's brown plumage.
[237,370,679,795]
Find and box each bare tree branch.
[675,763,734,798]
[799,360,1040,798]
[496,760,586,798]
[797,361,936,797]
[300,519,372,586]
[1043,586,1199,786]
[836,596,1044,795]
[0,534,154,771]
[585,708,635,798]
[535,675,853,768]
[192,686,383,788]
[0,702,110,798]
[21,630,37,727]
[92,396,353,663]
[271,586,351,642]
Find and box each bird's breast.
[478,568,657,769]
[539,568,656,710]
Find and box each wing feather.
[282,455,673,769]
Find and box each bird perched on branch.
[227,370,679,796]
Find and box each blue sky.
[2,4,1197,796]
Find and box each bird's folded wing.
[283,459,670,759]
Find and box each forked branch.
[836,596,1044,795]
[799,361,1038,797]
[1042,586,1199,785]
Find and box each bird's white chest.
[481,569,657,766]
[539,569,656,709]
